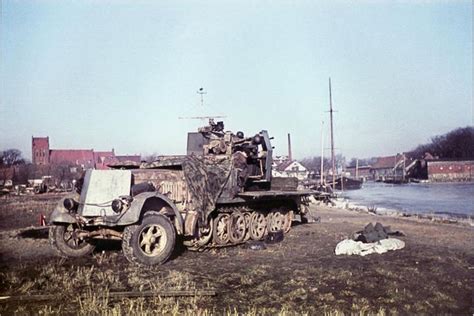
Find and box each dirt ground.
[0,194,473,315]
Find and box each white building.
[272,160,309,181]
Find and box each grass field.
[0,194,473,314]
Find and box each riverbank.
[1,195,473,314]
[326,197,474,227]
[333,181,474,223]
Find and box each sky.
[1,0,472,162]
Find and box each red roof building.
[32,137,140,170]
[93,151,116,170]
[370,154,417,180]
[49,150,94,168]
[427,160,474,182]
[371,155,404,170]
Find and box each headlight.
[111,199,123,213]
[63,198,78,212]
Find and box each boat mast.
[320,121,324,185]
[329,78,336,192]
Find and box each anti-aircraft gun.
[49,121,313,266]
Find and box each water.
[340,182,474,218]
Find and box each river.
[339,181,474,218]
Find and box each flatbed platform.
[238,190,316,198]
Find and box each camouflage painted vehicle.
[49,121,313,265]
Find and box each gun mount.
[49,120,313,266]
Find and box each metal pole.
[356,158,359,179]
[403,153,406,182]
[329,78,336,192]
[287,133,292,161]
[341,166,344,192]
[320,121,324,185]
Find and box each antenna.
[179,87,227,122]
[197,87,207,107]
[178,115,227,120]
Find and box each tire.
[49,224,95,258]
[122,212,176,266]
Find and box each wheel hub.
[139,224,166,256]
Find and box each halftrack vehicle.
[49,121,314,265]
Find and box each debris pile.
[335,222,405,256]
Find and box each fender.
[49,207,76,224]
[119,192,184,235]
[49,193,79,224]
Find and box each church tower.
[32,137,50,165]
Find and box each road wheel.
[249,211,267,240]
[122,212,176,266]
[243,212,252,242]
[228,212,246,244]
[184,217,213,250]
[268,210,284,232]
[49,224,95,258]
[282,210,293,233]
[213,213,230,245]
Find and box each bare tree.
[0,149,26,185]
[52,162,74,188]
[299,156,331,173]
[347,157,377,168]
[410,126,474,159]
[0,149,25,167]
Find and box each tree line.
[0,149,79,186]
[2,126,473,185]
[298,126,474,171]
[409,126,474,160]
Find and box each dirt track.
[0,195,473,314]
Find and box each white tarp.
[335,238,405,256]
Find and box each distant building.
[370,155,401,180]
[32,137,141,169]
[272,160,309,180]
[370,154,417,181]
[32,137,50,165]
[93,151,116,170]
[0,167,14,187]
[427,160,474,182]
[345,166,371,180]
[273,155,289,166]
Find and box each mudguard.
[119,192,184,235]
[48,194,79,224]
[49,208,76,224]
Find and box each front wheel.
[49,224,95,258]
[122,212,176,266]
